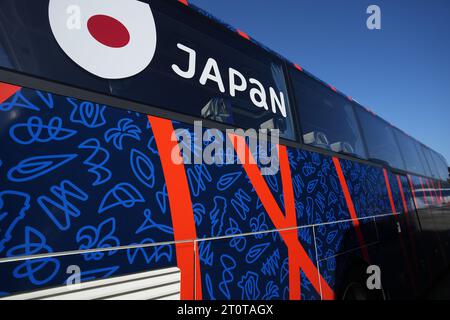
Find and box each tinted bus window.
[416,144,432,177]
[289,69,366,158]
[0,0,296,139]
[421,145,439,179]
[432,151,449,181]
[354,107,404,169]
[394,129,426,176]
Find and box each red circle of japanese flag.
[49,0,157,79]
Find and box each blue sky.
[190,0,450,164]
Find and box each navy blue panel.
[339,160,391,218]
[287,148,351,226]
[0,241,176,295]
[199,227,320,300]
[315,219,377,262]
[0,88,177,260]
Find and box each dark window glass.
[394,129,426,176]
[416,145,432,177]
[0,42,12,69]
[289,70,366,158]
[354,107,404,169]
[0,0,296,139]
[431,151,449,181]
[420,145,438,179]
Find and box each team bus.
[0,0,449,300]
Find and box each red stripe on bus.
[178,0,189,6]
[332,157,370,263]
[0,83,21,103]
[383,169,397,214]
[419,177,428,206]
[237,29,250,40]
[430,180,440,205]
[384,170,417,292]
[147,116,202,300]
[229,134,334,300]
[425,179,435,205]
[407,175,419,209]
[294,64,303,72]
[397,175,409,213]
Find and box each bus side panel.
[197,227,321,301]
[0,85,184,295]
[336,161,413,298]
[409,175,449,286]
[396,175,435,293]
[2,83,448,299]
[0,243,177,298]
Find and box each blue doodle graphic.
[205,273,216,300]
[217,172,242,191]
[78,138,112,186]
[127,240,172,264]
[219,255,237,300]
[265,175,279,193]
[38,180,88,231]
[0,91,40,112]
[156,184,168,214]
[225,218,247,252]
[9,116,77,145]
[105,118,141,150]
[210,196,227,237]
[7,154,77,182]
[147,136,159,155]
[245,243,270,264]
[98,183,145,214]
[6,227,60,285]
[0,191,30,253]
[36,91,54,109]
[130,149,155,189]
[136,209,173,235]
[199,240,214,266]
[231,189,251,220]
[238,271,261,300]
[68,98,106,128]
[250,212,269,238]
[261,249,281,277]
[261,281,280,300]
[193,203,206,226]
[187,165,212,197]
[76,218,120,261]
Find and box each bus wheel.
[342,282,370,300]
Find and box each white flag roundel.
[49,0,157,79]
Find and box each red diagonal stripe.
[0,82,21,103]
[229,133,334,300]
[332,157,370,263]
[407,175,419,209]
[383,169,397,214]
[147,116,202,300]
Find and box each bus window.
[432,151,449,181]
[394,129,427,176]
[289,69,367,159]
[354,106,404,169]
[108,7,298,140]
[0,0,297,140]
[420,145,439,179]
[416,144,433,177]
[0,40,13,68]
